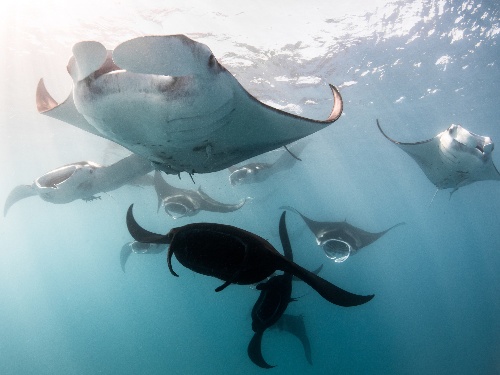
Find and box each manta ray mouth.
[130,241,153,254]
[228,169,249,185]
[36,165,77,188]
[319,239,352,263]
[448,124,494,156]
[163,200,192,218]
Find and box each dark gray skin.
[154,171,246,218]
[271,314,312,365]
[120,241,167,272]
[228,141,308,186]
[248,212,296,369]
[126,205,374,307]
[281,206,405,255]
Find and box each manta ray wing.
[120,243,133,272]
[276,314,313,365]
[376,119,446,188]
[36,79,104,138]
[196,187,246,212]
[4,184,37,216]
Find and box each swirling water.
[0,1,499,374]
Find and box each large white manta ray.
[36,35,343,175]
[377,119,500,193]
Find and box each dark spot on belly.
[193,141,211,152]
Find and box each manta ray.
[272,314,313,366]
[126,206,374,307]
[281,206,405,263]
[248,210,308,369]
[153,171,245,219]
[36,35,343,176]
[4,154,153,216]
[228,141,308,185]
[376,119,500,195]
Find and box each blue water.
[1,1,499,374]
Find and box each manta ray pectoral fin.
[167,247,179,277]
[312,264,323,275]
[279,211,294,261]
[292,264,322,281]
[120,243,133,272]
[247,330,275,369]
[126,204,171,244]
[279,314,312,365]
[113,35,214,77]
[376,118,435,147]
[197,187,246,212]
[36,79,103,138]
[4,184,37,216]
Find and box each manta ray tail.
[247,330,275,369]
[428,188,439,207]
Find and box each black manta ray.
[36,35,343,176]
[247,212,297,369]
[281,206,405,263]
[126,205,374,307]
[153,171,246,219]
[377,119,500,195]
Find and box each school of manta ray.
[5,35,500,369]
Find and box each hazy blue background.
[1,1,499,374]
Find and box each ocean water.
[1,1,499,374]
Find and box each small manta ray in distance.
[281,206,405,263]
[228,141,308,186]
[153,171,246,219]
[376,119,500,197]
[126,205,374,307]
[36,35,343,176]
